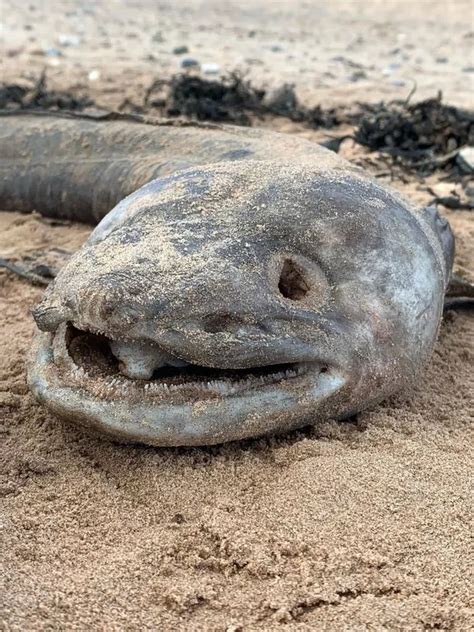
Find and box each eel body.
[0,111,456,446]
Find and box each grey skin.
[0,111,456,446]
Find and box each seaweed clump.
[144,73,264,125]
[0,72,94,111]
[354,93,474,172]
[143,74,343,128]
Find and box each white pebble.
[201,62,220,75]
[58,34,81,47]
[456,147,474,174]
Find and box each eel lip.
[27,323,348,447]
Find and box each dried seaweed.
[354,93,474,173]
[140,74,343,128]
[144,73,264,125]
[0,71,94,111]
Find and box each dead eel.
[0,110,468,446]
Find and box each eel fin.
[420,205,473,309]
[444,273,474,310]
[421,205,455,288]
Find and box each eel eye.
[271,253,330,309]
[278,258,310,301]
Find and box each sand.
[1,1,474,630]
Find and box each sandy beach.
[1,1,473,629]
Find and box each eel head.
[28,162,446,445]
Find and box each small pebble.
[456,147,474,174]
[58,34,81,47]
[181,57,199,68]
[201,62,220,75]
[348,70,367,82]
[88,69,100,81]
[44,46,63,57]
[382,63,401,76]
[173,45,188,55]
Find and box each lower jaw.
[27,327,347,447]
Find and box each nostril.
[278,258,310,301]
[32,304,72,332]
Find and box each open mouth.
[62,323,324,399]
[28,321,347,445]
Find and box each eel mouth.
[28,322,347,446]
[58,323,332,399]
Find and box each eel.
[0,110,464,446]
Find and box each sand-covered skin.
[1,0,474,629]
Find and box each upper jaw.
[36,297,333,371]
